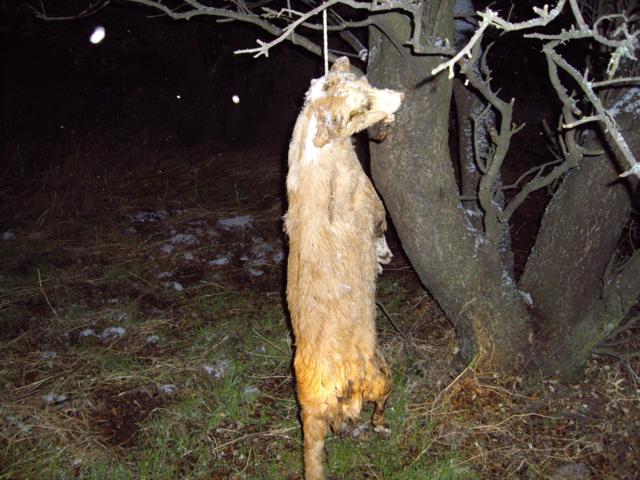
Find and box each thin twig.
[37,269,59,319]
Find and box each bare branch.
[432,0,568,78]
[592,76,640,88]
[562,114,605,129]
[544,44,639,178]
[431,10,493,79]
[123,0,332,60]
[458,46,515,242]
[501,158,563,192]
[31,0,111,20]
[431,0,639,183]
[500,148,580,223]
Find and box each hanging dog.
[284,56,404,480]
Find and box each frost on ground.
[100,327,126,339]
[249,237,272,265]
[202,360,230,380]
[243,386,259,396]
[79,329,96,338]
[169,233,199,246]
[217,215,254,229]
[272,249,284,264]
[120,209,284,292]
[163,281,184,292]
[158,244,175,255]
[159,384,177,395]
[208,255,231,266]
[42,393,68,405]
[127,210,169,223]
[248,267,264,277]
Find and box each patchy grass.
[1,145,639,479]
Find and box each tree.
[38,0,640,378]
[366,0,639,378]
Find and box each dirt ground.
[1,123,639,479]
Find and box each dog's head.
[306,57,404,148]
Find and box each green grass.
[0,226,475,480]
[324,376,475,480]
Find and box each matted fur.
[284,57,403,480]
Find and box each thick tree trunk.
[521,110,639,378]
[367,6,530,369]
[367,3,639,379]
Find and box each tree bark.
[368,5,530,369]
[520,108,638,378]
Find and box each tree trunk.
[367,6,531,369]
[520,108,639,378]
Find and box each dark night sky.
[1,0,564,188]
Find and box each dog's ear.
[313,111,334,147]
[313,119,330,147]
[313,106,344,148]
[330,57,350,74]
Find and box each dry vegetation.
[1,130,639,479]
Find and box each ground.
[1,128,639,479]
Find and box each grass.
[0,216,472,480]
[2,145,638,479]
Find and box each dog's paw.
[373,424,392,439]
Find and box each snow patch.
[100,326,126,339]
[202,360,230,380]
[42,393,68,405]
[272,250,284,264]
[243,386,259,396]
[159,384,177,395]
[209,255,230,266]
[127,210,169,223]
[248,267,264,277]
[2,231,16,241]
[217,215,254,230]
[163,281,184,292]
[170,233,199,246]
[249,237,272,265]
[158,243,175,255]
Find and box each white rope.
[323,5,328,74]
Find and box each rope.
[323,5,328,74]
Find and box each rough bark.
[368,5,530,369]
[520,107,639,377]
[558,250,640,377]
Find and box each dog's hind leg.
[370,360,392,438]
[301,407,328,480]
